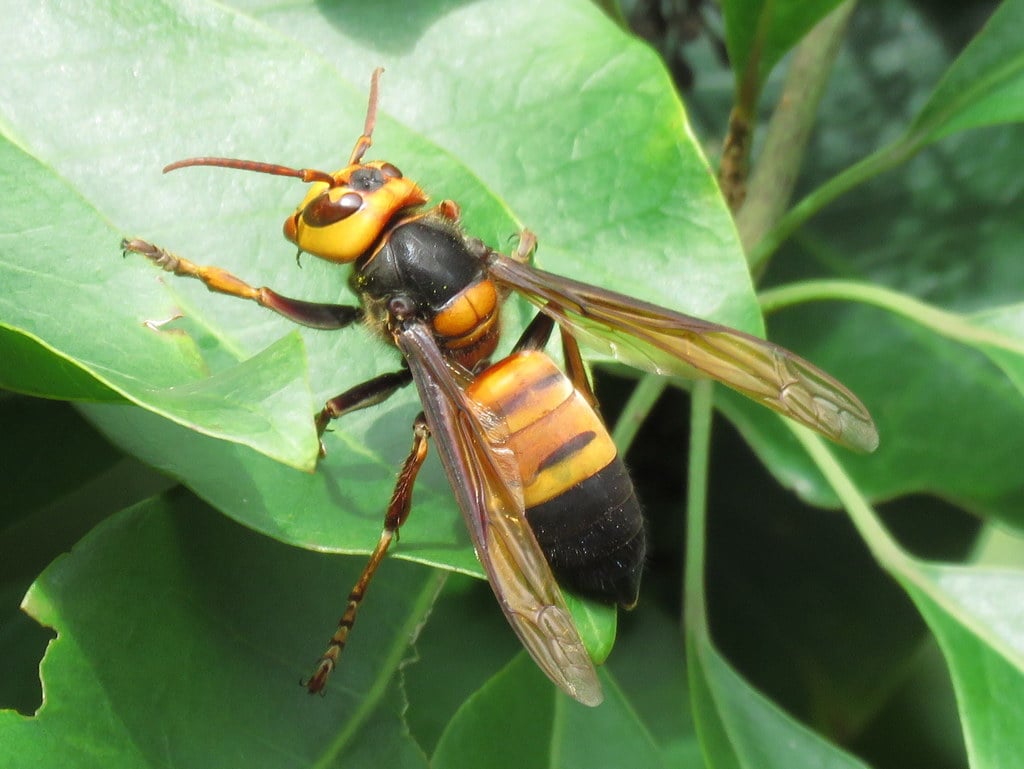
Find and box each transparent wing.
[395,320,603,706]
[489,256,879,452]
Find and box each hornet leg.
[304,413,430,694]
[122,238,363,330]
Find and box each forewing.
[489,256,879,452]
[394,320,603,706]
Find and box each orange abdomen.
[467,351,645,607]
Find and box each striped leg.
[304,413,430,694]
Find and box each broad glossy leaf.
[609,603,701,765]
[972,303,1024,394]
[402,574,523,752]
[907,0,1024,143]
[432,654,668,769]
[681,386,875,769]
[0,136,318,468]
[0,0,800,567]
[700,426,941,739]
[0,0,781,572]
[0,492,438,769]
[794,427,1024,769]
[688,630,873,769]
[896,558,1024,767]
[727,289,1024,528]
[564,592,618,665]
[79,395,485,573]
[0,396,174,716]
[234,0,757,330]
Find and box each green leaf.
[0,0,787,548]
[721,0,845,92]
[689,633,873,769]
[972,304,1024,394]
[0,395,174,716]
[746,283,1024,528]
[908,564,1024,769]
[233,0,756,327]
[698,425,939,740]
[761,284,1024,402]
[722,4,1024,524]
[793,425,1024,769]
[432,654,668,769]
[79,396,486,574]
[683,383,873,769]
[0,137,318,469]
[752,0,1024,264]
[564,591,618,665]
[0,0,773,574]
[609,603,700,765]
[0,491,440,768]
[907,0,1024,143]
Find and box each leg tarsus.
[303,413,430,694]
[512,230,537,264]
[121,238,362,330]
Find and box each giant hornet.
[123,69,877,707]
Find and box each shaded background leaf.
[689,632,872,769]
[721,0,845,91]
[432,654,668,769]
[907,0,1024,143]
[0,492,439,769]
[723,2,1024,522]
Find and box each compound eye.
[380,162,403,179]
[303,190,363,227]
